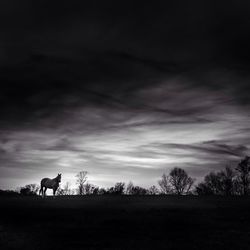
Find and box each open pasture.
[0,195,250,250]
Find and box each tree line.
[1,156,250,196]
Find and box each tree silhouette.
[196,166,237,195]
[126,181,134,195]
[158,174,172,194]
[76,171,88,195]
[148,185,159,195]
[169,168,195,195]
[92,186,100,195]
[205,172,223,195]
[64,182,74,195]
[218,166,236,195]
[57,182,74,195]
[126,182,158,195]
[20,184,39,196]
[196,171,224,195]
[196,182,214,195]
[108,182,125,195]
[236,156,250,195]
[83,183,96,195]
[97,188,107,195]
[129,185,147,195]
[0,189,19,197]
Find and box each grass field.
[0,195,250,250]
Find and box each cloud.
[1,1,250,189]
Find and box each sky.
[1,1,250,190]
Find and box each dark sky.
[1,1,250,189]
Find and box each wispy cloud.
[1,1,250,189]
[0,78,249,189]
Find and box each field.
[1,195,250,250]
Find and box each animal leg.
[39,186,44,197]
[39,187,42,196]
[53,188,56,198]
[44,187,47,198]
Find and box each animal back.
[41,178,55,188]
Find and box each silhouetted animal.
[39,174,61,198]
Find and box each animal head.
[57,173,62,183]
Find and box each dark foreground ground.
[0,196,250,250]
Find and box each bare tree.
[148,185,159,195]
[57,187,65,196]
[196,166,238,196]
[83,183,96,195]
[158,174,172,194]
[64,182,74,195]
[92,186,100,195]
[218,166,236,195]
[97,188,107,195]
[236,156,250,195]
[57,182,74,195]
[196,182,214,195]
[108,182,125,195]
[20,183,39,196]
[126,181,134,195]
[128,185,147,195]
[126,182,149,195]
[26,184,39,194]
[76,171,88,195]
[169,168,195,195]
[203,172,223,195]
